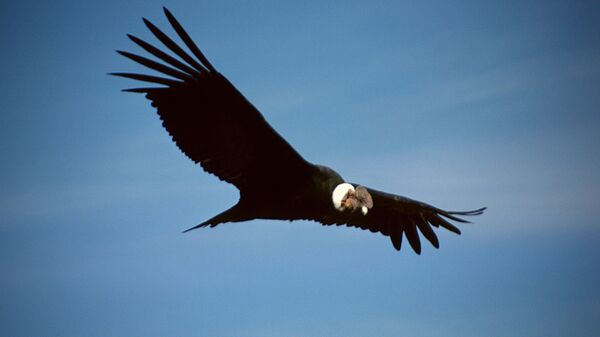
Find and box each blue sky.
[1,0,599,336]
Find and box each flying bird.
[112,7,486,254]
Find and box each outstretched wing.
[320,186,486,254]
[112,7,313,193]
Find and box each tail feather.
[182,219,211,233]
[182,203,246,233]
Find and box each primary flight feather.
[113,7,485,254]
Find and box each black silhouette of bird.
[112,7,486,254]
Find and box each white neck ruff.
[332,183,354,211]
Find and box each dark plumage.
[112,7,486,254]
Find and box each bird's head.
[332,183,373,215]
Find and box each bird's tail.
[182,203,247,233]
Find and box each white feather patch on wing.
[332,183,354,211]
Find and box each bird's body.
[210,165,344,227]
[113,7,485,254]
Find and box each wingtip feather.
[403,225,422,254]
[163,7,217,73]
[121,88,145,93]
[390,234,402,251]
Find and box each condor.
[113,7,485,254]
